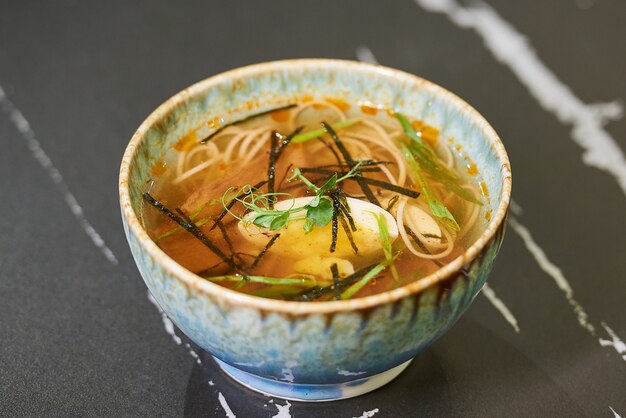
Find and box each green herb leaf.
[269,212,290,230]
[251,213,276,229]
[303,218,315,233]
[307,195,321,208]
[318,173,338,194]
[305,198,333,227]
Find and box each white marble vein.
[218,392,236,418]
[414,0,626,197]
[481,283,520,333]
[0,85,119,265]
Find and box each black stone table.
[1,1,625,416]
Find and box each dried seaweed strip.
[277,163,294,191]
[387,195,400,212]
[310,173,419,199]
[299,167,380,176]
[143,193,234,268]
[332,188,356,232]
[338,200,357,231]
[405,225,444,267]
[294,263,380,301]
[195,260,232,277]
[330,197,339,253]
[200,103,297,143]
[276,126,303,157]
[250,234,280,270]
[322,122,380,206]
[316,137,345,174]
[267,131,280,209]
[356,178,420,199]
[214,220,235,254]
[317,160,393,169]
[268,127,304,209]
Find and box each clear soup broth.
[142,98,488,301]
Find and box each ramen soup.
[142,98,488,301]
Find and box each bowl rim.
[119,58,512,315]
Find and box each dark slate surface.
[1,0,625,416]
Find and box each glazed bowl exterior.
[119,59,511,401]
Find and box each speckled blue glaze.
[120,60,512,401]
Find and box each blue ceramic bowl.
[119,59,512,401]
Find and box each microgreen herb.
[222,159,364,234]
[210,180,267,232]
[288,162,363,233]
[222,185,300,231]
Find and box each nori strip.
[276,126,303,155]
[338,202,356,232]
[294,263,380,301]
[317,160,393,169]
[316,137,344,173]
[200,103,297,143]
[330,192,358,254]
[356,177,420,199]
[267,131,279,209]
[143,193,234,269]
[322,121,381,206]
[331,263,340,300]
[405,225,444,268]
[300,169,420,199]
[386,195,399,212]
[337,195,356,231]
[330,195,340,253]
[268,127,304,209]
[214,220,235,254]
[277,163,294,191]
[299,167,380,175]
[250,234,280,270]
[195,260,232,277]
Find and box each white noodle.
[167,102,483,268]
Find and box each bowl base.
[213,357,413,402]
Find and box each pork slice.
[180,152,269,214]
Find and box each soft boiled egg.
[237,196,398,259]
